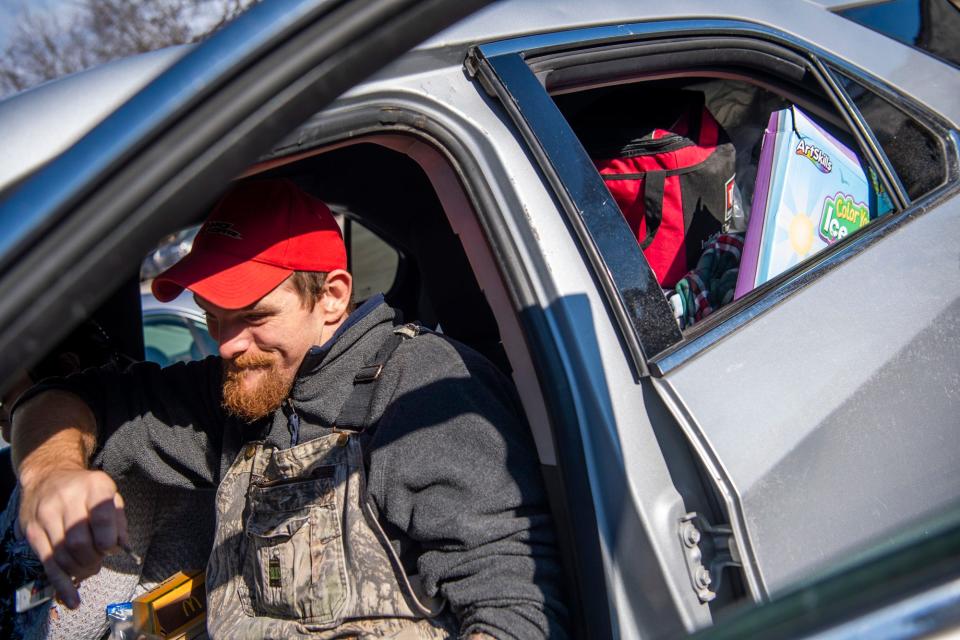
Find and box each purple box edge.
[734,109,779,300]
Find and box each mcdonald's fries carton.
[132,569,207,639]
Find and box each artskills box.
[734,105,883,299]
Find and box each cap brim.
[152,251,293,309]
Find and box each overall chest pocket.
[239,467,347,624]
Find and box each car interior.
[11,136,588,634]
[0,133,554,633]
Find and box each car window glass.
[187,319,219,357]
[553,77,892,331]
[831,69,947,201]
[346,218,399,301]
[143,316,196,366]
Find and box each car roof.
[0,0,954,194]
[411,0,958,124]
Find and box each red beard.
[222,351,293,422]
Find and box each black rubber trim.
[693,508,960,639]
[528,36,808,83]
[809,55,908,211]
[543,47,807,93]
[819,63,912,209]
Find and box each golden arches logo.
[181,596,204,617]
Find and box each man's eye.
[245,314,268,324]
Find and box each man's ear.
[320,270,352,321]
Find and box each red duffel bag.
[591,97,737,287]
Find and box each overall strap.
[334,323,422,434]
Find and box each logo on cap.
[206,221,242,239]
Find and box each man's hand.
[17,468,128,609]
[11,390,124,609]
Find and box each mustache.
[226,351,278,372]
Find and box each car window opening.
[552,73,915,332]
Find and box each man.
[11,179,567,639]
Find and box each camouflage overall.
[206,429,458,639]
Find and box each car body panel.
[282,98,710,633]
[304,49,738,630]
[657,190,960,594]
[694,504,960,640]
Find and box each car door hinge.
[678,512,742,603]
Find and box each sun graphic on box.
[787,213,815,256]
[765,175,822,275]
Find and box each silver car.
[0,1,958,637]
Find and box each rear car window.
[831,69,947,201]
[555,77,893,331]
[835,0,960,70]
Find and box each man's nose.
[218,326,252,360]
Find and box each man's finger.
[88,493,121,553]
[62,500,104,572]
[113,493,130,550]
[24,522,79,609]
[33,501,70,571]
[60,526,103,582]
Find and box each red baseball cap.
[152,179,346,309]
